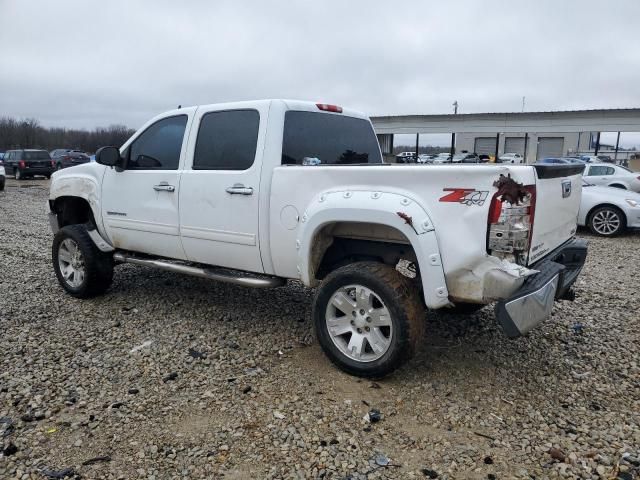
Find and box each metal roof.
[371,108,640,134]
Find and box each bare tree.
[0,117,135,152]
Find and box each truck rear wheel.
[313,261,424,378]
[52,225,114,298]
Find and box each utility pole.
[450,101,458,163]
[521,96,525,112]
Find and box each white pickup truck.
[48,100,587,377]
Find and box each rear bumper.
[495,238,588,337]
[20,167,55,175]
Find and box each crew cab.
[48,100,588,377]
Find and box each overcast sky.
[1,0,639,144]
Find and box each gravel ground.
[1,178,639,480]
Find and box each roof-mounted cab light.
[316,103,343,113]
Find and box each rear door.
[101,113,192,259]
[528,164,584,264]
[178,104,268,273]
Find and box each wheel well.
[587,203,627,227]
[608,183,626,189]
[51,197,96,229]
[311,222,418,280]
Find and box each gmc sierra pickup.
[48,99,587,377]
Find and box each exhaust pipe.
[113,253,285,288]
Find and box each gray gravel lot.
[1,178,639,480]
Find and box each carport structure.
[371,108,640,163]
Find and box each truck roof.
[155,99,369,123]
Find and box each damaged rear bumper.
[496,238,588,337]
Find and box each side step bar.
[113,253,286,288]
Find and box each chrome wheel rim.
[58,238,85,288]
[325,284,393,362]
[592,210,620,235]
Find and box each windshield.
[282,111,382,165]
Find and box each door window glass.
[127,115,187,170]
[193,110,260,170]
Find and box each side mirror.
[96,146,122,167]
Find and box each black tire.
[313,261,424,378]
[52,225,114,298]
[587,206,626,237]
[0,177,4,191]
[441,302,485,315]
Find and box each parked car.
[3,149,55,180]
[478,154,491,162]
[579,180,640,236]
[395,151,416,163]
[452,153,481,163]
[0,158,5,191]
[48,99,587,378]
[50,149,91,170]
[597,155,613,163]
[499,153,525,164]
[583,163,640,192]
[417,154,433,164]
[538,157,572,164]
[579,155,600,163]
[432,153,453,164]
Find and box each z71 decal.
[439,188,489,206]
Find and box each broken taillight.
[487,185,536,265]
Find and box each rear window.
[23,151,50,160]
[282,111,382,165]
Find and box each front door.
[101,113,192,259]
[179,105,267,273]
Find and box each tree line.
[0,117,136,153]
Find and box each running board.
[113,253,286,288]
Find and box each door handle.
[225,184,253,195]
[153,183,175,192]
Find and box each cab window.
[127,115,187,170]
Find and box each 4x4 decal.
[439,188,489,206]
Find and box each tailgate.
[528,164,584,264]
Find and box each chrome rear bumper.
[496,238,588,337]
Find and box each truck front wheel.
[313,262,424,378]
[52,225,114,298]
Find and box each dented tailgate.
[528,164,584,265]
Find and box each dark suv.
[50,149,91,170]
[3,149,55,180]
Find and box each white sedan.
[499,153,525,164]
[0,162,5,191]
[582,163,640,192]
[579,181,640,236]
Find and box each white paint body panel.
[583,163,640,192]
[578,184,640,229]
[48,99,584,309]
[178,101,270,272]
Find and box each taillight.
[487,185,536,265]
[19,160,26,169]
[51,160,55,167]
[316,103,343,113]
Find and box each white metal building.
[372,108,640,163]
